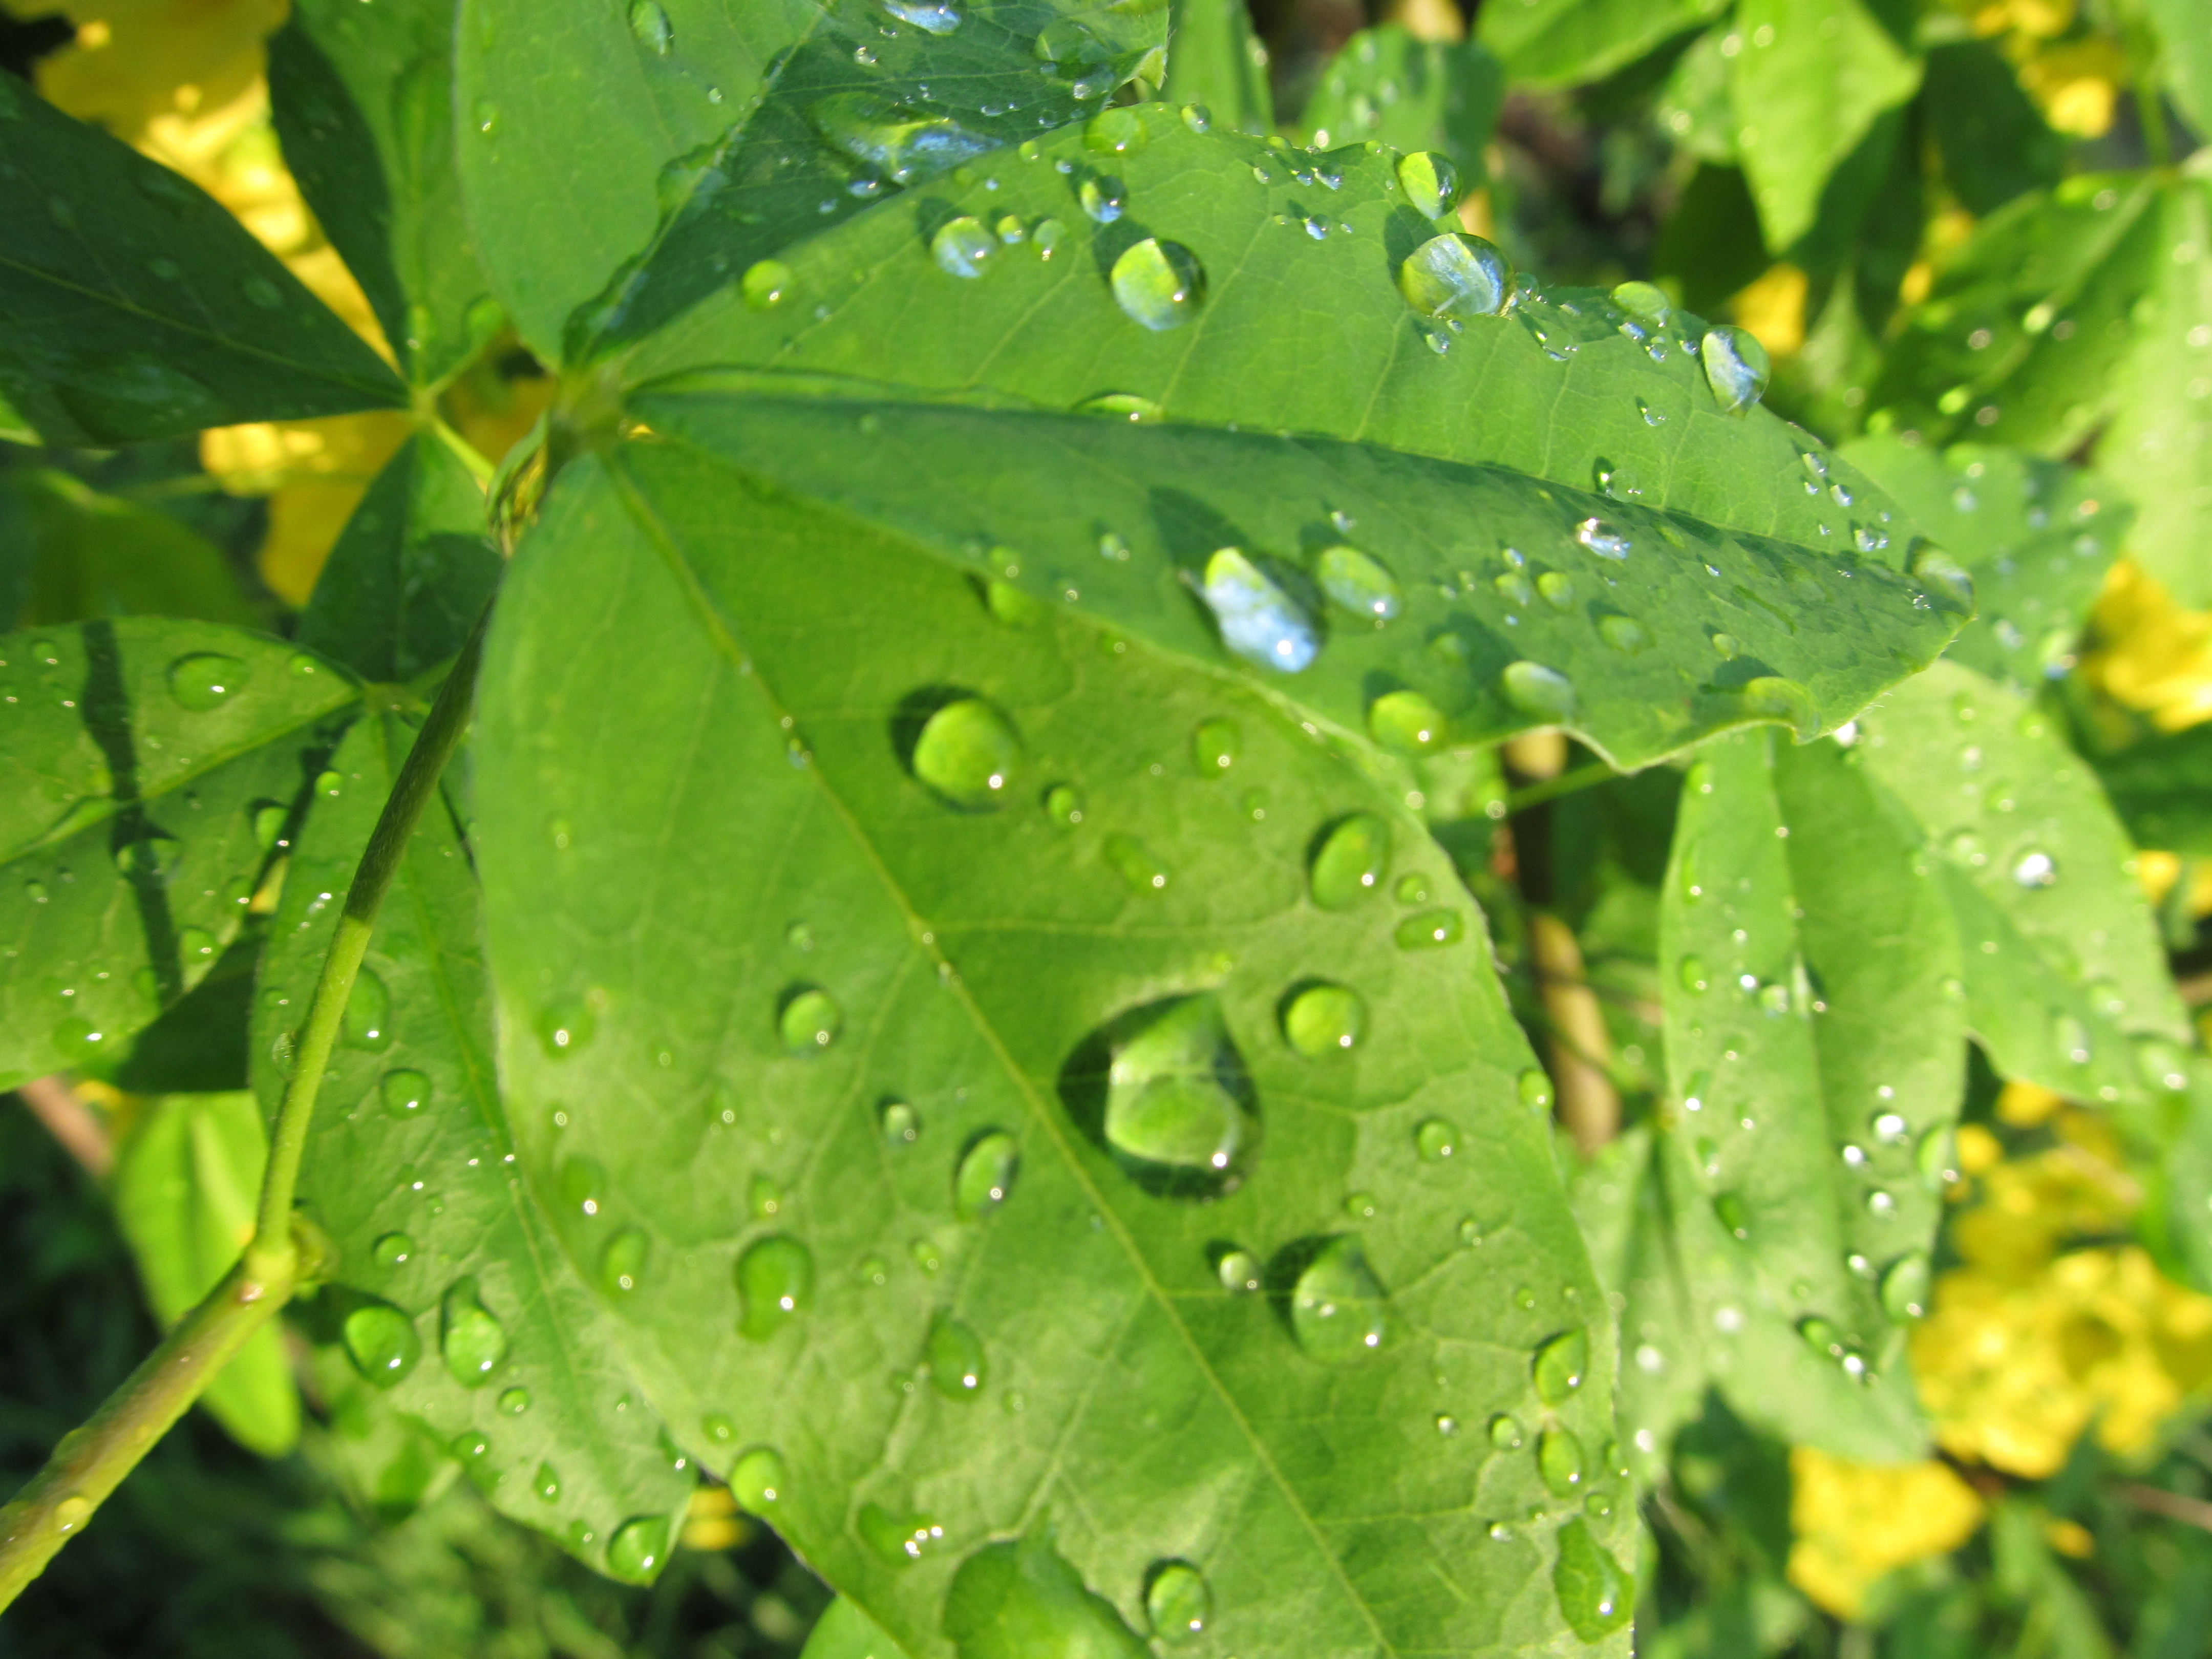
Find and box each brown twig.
[15,1075,111,1180]
[2119,1482,2212,1534]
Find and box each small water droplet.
[1395,150,1462,219]
[931,215,998,278]
[1539,1427,1585,1495]
[880,1100,921,1144]
[241,275,283,310]
[779,987,842,1053]
[1368,688,1447,754]
[741,259,792,309]
[627,0,673,53]
[538,998,594,1059]
[379,1068,430,1118]
[1192,719,1239,777]
[1291,1237,1390,1362]
[1533,1327,1588,1404]
[1880,1250,1930,1321]
[1501,661,1578,721]
[372,1230,414,1268]
[600,1226,650,1294]
[1316,545,1400,622]
[1105,832,1171,894]
[1612,281,1670,325]
[342,968,393,1051]
[1045,782,1084,826]
[882,0,962,31]
[731,1445,788,1512]
[1395,908,1463,949]
[1415,1117,1459,1161]
[912,697,1023,807]
[167,652,246,711]
[2011,848,2057,887]
[1598,615,1647,654]
[1699,325,1770,413]
[1083,106,1148,155]
[1578,518,1632,559]
[607,1515,668,1583]
[344,1302,421,1387]
[1283,983,1367,1056]
[860,1502,944,1565]
[1398,232,1512,318]
[955,1130,1018,1219]
[1489,1413,1525,1449]
[1217,1248,1261,1292]
[439,1279,508,1386]
[927,1313,988,1399]
[1553,1518,1634,1639]
[1309,813,1390,909]
[736,1235,816,1338]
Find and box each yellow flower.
[1786,1448,1985,1620]
[1995,1081,2064,1128]
[2016,38,2128,138]
[2087,560,2212,734]
[1730,264,1807,361]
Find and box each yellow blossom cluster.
[1949,0,2125,137]
[2087,561,2212,734]
[1786,1448,1986,1621]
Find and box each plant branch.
[1506,759,1618,816]
[15,1075,111,1180]
[0,604,492,1611]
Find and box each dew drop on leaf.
[860,1502,944,1566]
[1045,782,1084,826]
[1538,1427,1584,1495]
[379,1068,430,1118]
[343,968,393,1051]
[606,1515,668,1583]
[954,1130,1019,1219]
[1679,955,1709,993]
[1395,908,1463,949]
[168,652,245,711]
[1397,233,1511,319]
[1519,1068,1555,1110]
[946,1536,1147,1654]
[1100,995,1252,1188]
[538,998,594,1059]
[1611,281,1670,325]
[1198,547,1318,671]
[881,1099,921,1144]
[927,1313,988,1399]
[1553,1518,1633,1640]
[1394,150,1461,219]
[1111,237,1204,330]
[1079,176,1126,223]
[1145,1561,1211,1641]
[1309,812,1390,909]
[913,696,1023,807]
[1597,614,1647,654]
[740,259,792,310]
[778,987,842,1054]
[2011,848,2057,887]
[439,1279,509,1386]
[532,1461,560,1501]
[736,1235,816,1339]
[932,216,998,278]
[371,1231,414,1268]
[1577,518,1632,559]
[1283,983,1367,1056]
[600,1226,650,1294]
[1316,545,1401,621]
[1216,1247,1261,1292]
[1415,1117,1458,1161]
[1191,718,1239,777]
[1699,325,1770,413]
[1367,688,1446,754]
[627,0,673,54]
[1714,1191,1751,1238]
[1179,102,1210,133]
[1533,1326,1588,1403]
[1501,661,1578,721]
[1083,106,1148,155]
[1105,832,1170,893]
[731,1445,789,1512]
[344,1302,421,1387]
[1910,545,1976,613]
[1737,676,1818,740]
[1880,1250,1930,1321]
[882,0,961,31]
[1488,1412,1524,1449]
[1291,1236,1390,1362]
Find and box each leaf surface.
[454,0,1168,365]
[1476,0,1727,90]
[472,442,1634,1655]
[2144,0,2212,143]
[1295,24,1502,176]
[804,1597,917,1659]
[0,620,356,1090]
[0,467,263,634]
[270,0,505,389]
[1162,0,1272,136]
[0,74,405,445]
[1852,661,2191,1117]
[2090,725,2212,857]
[257,710,695,1570]
[1920,41,2065,219]
[111,1090,302,1456]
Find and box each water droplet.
[882,0,962,31]
[499,1386,531,1415]
[601,1226,650,1294]
[1309,813,1390,909]
[808,93,994,185]
[379,1068,430,1118]
[1143,1561,1210,1641]
[342,968,392,1050]
[1699,325,1770,413]
[52,1494,90,1535]
[1197,547,1319,671]
[2012,848,2057,887]
[1539,1427,1584,1495]
[946,1536,1146,1651]
[344,1302,421,1387]
[1045,782,1084,826]
[607,1515,668,1583]
[1395,150,1462,219]
[932,215,998,278]
[529,1460,561,1501]
[2137,1037,2190,1093]
[1110,236,1204,331]
[627,0,672,53]
[537,998,594,1059]
[1217,1248,1261,1292]
[881,1099,921,1144]
[1316,545,1401,621]
[1290,1237,1390,1362]
[1192,719,1239,777]
[1489,1413,1525,1449]
[1398,233,1512,318]
[1578,518,1632,559]
[927,1313,988,1399]
[168,652,246,711]
[1678,954,1710,994]
[1284,984,1367,1056]
[473,98,498,135]
[1737,676,1818,740]
[241,275,283,310]
[1553,1518,1634,1639]
[1757,981,1792,1016]
[372,1231,414,1268]
[736,1235,816,1339]
[1598,615,1647,654]
[1368,688,1447,754]
[1105,832,1170,893]
[1095,996,1254,1191]
[1501,661,1577,721]
[955,1130,1018,1219]
[1395,873,1432,905]
[1533,1327,1588,1403]
[1910,545,1976,612]
[1536,571,1577,610]
[741,259,792,309]
[731,1445,788,1512]
[2052,1011,2092,1066]
[1415,1117,1458,1161]
[439,1279,508,1386]
[779,987,842,1054]
[1714,1190,1752,1238]
[1395,908,1464,949]
[1880,1250,1930,1322]
[913,697,1023,807]
[1084,106,1148,155]
[1611,281,1670,325]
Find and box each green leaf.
[257,709,694,1569]
[269,0,506,389]
[2089,724,2212,856]
[1654,28,1738,164]
[2144,0,2212,143]
[1851,661,2192,1116]
[472,443,1632,1652]
[1477,0,1728,90]
[1839,435,2129,693]
[1727,0,1922,253]
[1920,40,2065,219]
[0,74,405,445]
[0,467,263,634]
[297,433,501,685]
[1293,24,1502,179]
[0,620,356,1091]
[310,1342,465,1524]
[1654,728,1941,1460]
[106,934,258,1094]
[453,0,1169,366]
[804,1597,916,1659]
[1161,0,1273,137]
[111,1091,302,1456]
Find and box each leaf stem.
[0,604,492,1610]
[1505,759,1618,816]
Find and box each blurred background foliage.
[5,0,2212,1654]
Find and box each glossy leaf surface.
[0,620,356,1090]
[0,74,405,445]
[0,467,263,634]
[256,711,693,1569]
[1161,0,1273,137]
[473,443,1632,1655]
[1477,0,1727,90]
[1295,24,1502,173]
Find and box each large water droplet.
[1533,1327,1588,1404]
[945,1536,1150,1657]
[1146,1561,1211,1641]
[342,968,393,1050]
[1290,1237,1390,1362]
[954,1130,1019,1219]
[1880,1250,1930,1322]
[168,651,247,712]
[1217,1248,1261,1292]
[1539,1427,1585,1495]
[1084,106,1148,155]
[807,93,994,186]
[1368,688,1447,754]
[927,1313,988,1399]
[736,1235,815,1339]
[882,0,962,31]
[1100,996,1253,1189]
[1395,150,1462,219]
[1079,176,1125,223]
[932,216,998,278]
[1553,1517,1633,1640]
[913,697,1023,807]
[1699,325,1770,413]
[1283,983,1367,1056]
[344,1302,421,1387]
[1611,281,1670,325]
[607,1515,668,1583]
[1199,548,1318,671]
[1112,238,1205,330]
[627,0,673,53]
[1501,661,1578,721]
[730,1445,788,1512]
[1398,233,1511,318]
[440,1279,508,1386]
[1309,812,1390,909]
[380,1068,430,1118]
[1415,1117,1459,1161]
[1316,545,1400,621]
[2011,848,2057,888]
[779,987,842,1054]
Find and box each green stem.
[2139,75,2174,170]
[1505,759,1618,816]
[0,606,493,1612]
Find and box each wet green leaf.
[0,620,356,1091]
[111,1091,301,1455]
[471,442,1629,1655]
[2144,0,2212,142]
[1920,40,2065,219]
[269,0,506,388]
[0,468,263,635]
[2090,724,2212,857]
[1294,24,1501,178]
[1478,0,1728,90]
[256,711,693,1568]
[1161,0,1272,137]
[0,73,405,445]
[802,1596,915,1659]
